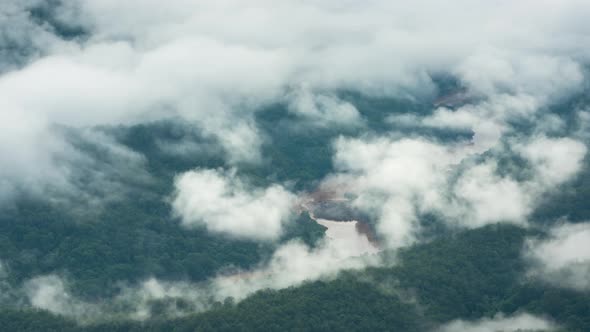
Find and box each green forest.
[1,225,588,331]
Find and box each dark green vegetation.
[2,225,588,331]
[0,196,324,300]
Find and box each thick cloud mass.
[518,136,587,185]
[323,134,586,247]
[525,222,590,290]
[1,0,590,196]
[172,169,296,240]
[326,137,464,247]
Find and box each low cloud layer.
[437,313,558,332]
[172,169,296,240]
[22,232,378,321]
[25,276,98,319]
[212,235,379,302]
[525,222,590,291]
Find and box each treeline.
[2,224,588,331]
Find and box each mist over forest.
[1,1,590,331]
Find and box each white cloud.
[389,93,543,154]
[453,162,531,227]
[322,133,587,247]
[0,123,151,211]
[117,278,210,320]
[525,222,590,290]
[325,136,468,247]
[287,85,362,127]
[376,197,420,248]
[212,236,378,302]
[25,275,98,319]
[0,37,283,174]
[518,136,587,186]
[456,52,583,100]
[24,274,212,321]
[437,313,558,332]
[422,107,482,131]
[172,169,296,240]
[388,53,584,154]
